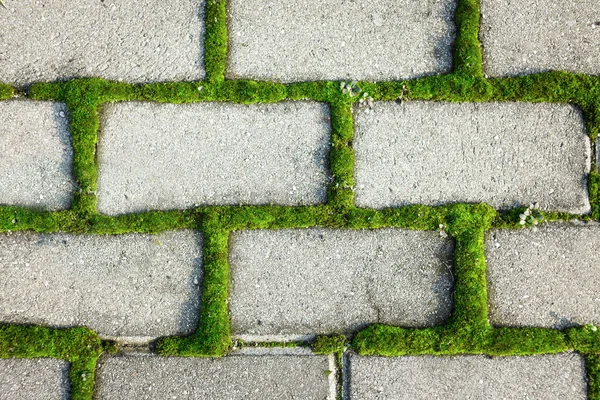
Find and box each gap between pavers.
[354,101,591,213]
[229,228,454,341]
[97,101,331,215]
[486,221,600,329]
[0,230,202,343]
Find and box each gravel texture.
[97,102,330,215]
[480,0,600,76]
[227,0,456,82]
[347,352,586,399]
[354,101,590,213]
[486,222,600,328]
[0,101,73,210]
[0,230,202,341]
[0,358,70,400]
[96,353,334,400]
[229,228,454,340]
[0,0,204,85]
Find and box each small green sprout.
[519,203,543,230]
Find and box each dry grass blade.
[0,0,6,8]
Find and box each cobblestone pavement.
[1,0,600,399]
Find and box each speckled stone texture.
[0,230,202,342]
[0,0,204,85]
[227,0,456,82]
[97,101,331,215]
[0,101,73,210]
[229,228,454,340]
[0,358,70,400]
[354,101,590,213]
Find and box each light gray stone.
[480,0,600,77]
[0,358,70,400]
[0,101,73,210]
[354,101,590,213]
[97,102,330,215]
[486,222,600,328]
[0,231,202,341]
[229,228,453,340]
[96,353,334,400]
[227,0,456,82]
[347,352,586,400]
[0,0,204,85]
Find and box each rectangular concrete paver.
[486,222,600,328]
[0,231,202,341]
[96,353,334,399]
[229,228,453,340]
[347,352,586,399]
[0,101,73,210]
[97,102,330,215]
[355,101,590,213]
[227,0,456,82]
[0,358,70,400]
[0,0,204,85]
[481,0,600,76]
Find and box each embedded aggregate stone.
[347,352,586,399]
[486,222,600,328]
[0,101,73,210]
[0,0,204,85]
[354,101,590,213]
[96,353,333,399]
[229,228,453,339]
[0,231,202,341]
[227,0,456,82]
[480,0,600,76]
[0,358,70,400]
[97,102,330,215]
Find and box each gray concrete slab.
[229,228,453,340]
[354,101,590,213]
[227,0,456,82]
[480,0,600,77]
[96,353,334,400]
[0,230,202,341]
[347,352,586,399]
[0,358,70,400]
[486,222,600,328]
[0,0,204,85]
[97,102,330,215]
[0,101,73,210]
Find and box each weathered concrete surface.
[480,0,600,76]
[0,358,70,400]
[486,222,600,328]
[96,353,334,399]
[97,102,330,215]
[354,101,590,213]
[227,0,456,82]
[0,0,204,85]
[0,231,202,341]
[0,101,73,210]
[347,352,586,399]
[229,228,453,340]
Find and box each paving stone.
[0,358,70,400]
[354,101,590,213]
[97,102,330,215]
[347,352,586,399]
[0,231,202,341]
[486,222,600,328]
[0,101,73,210]
[96,353,334,399]
[480,0,600,77]
[0,0,204,85]
[229,228,453,340]
[227,0,456,82]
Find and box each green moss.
[311,334,348,354]
[585,354,600,400]
[0,84,14,100]
[204,0,228,82]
